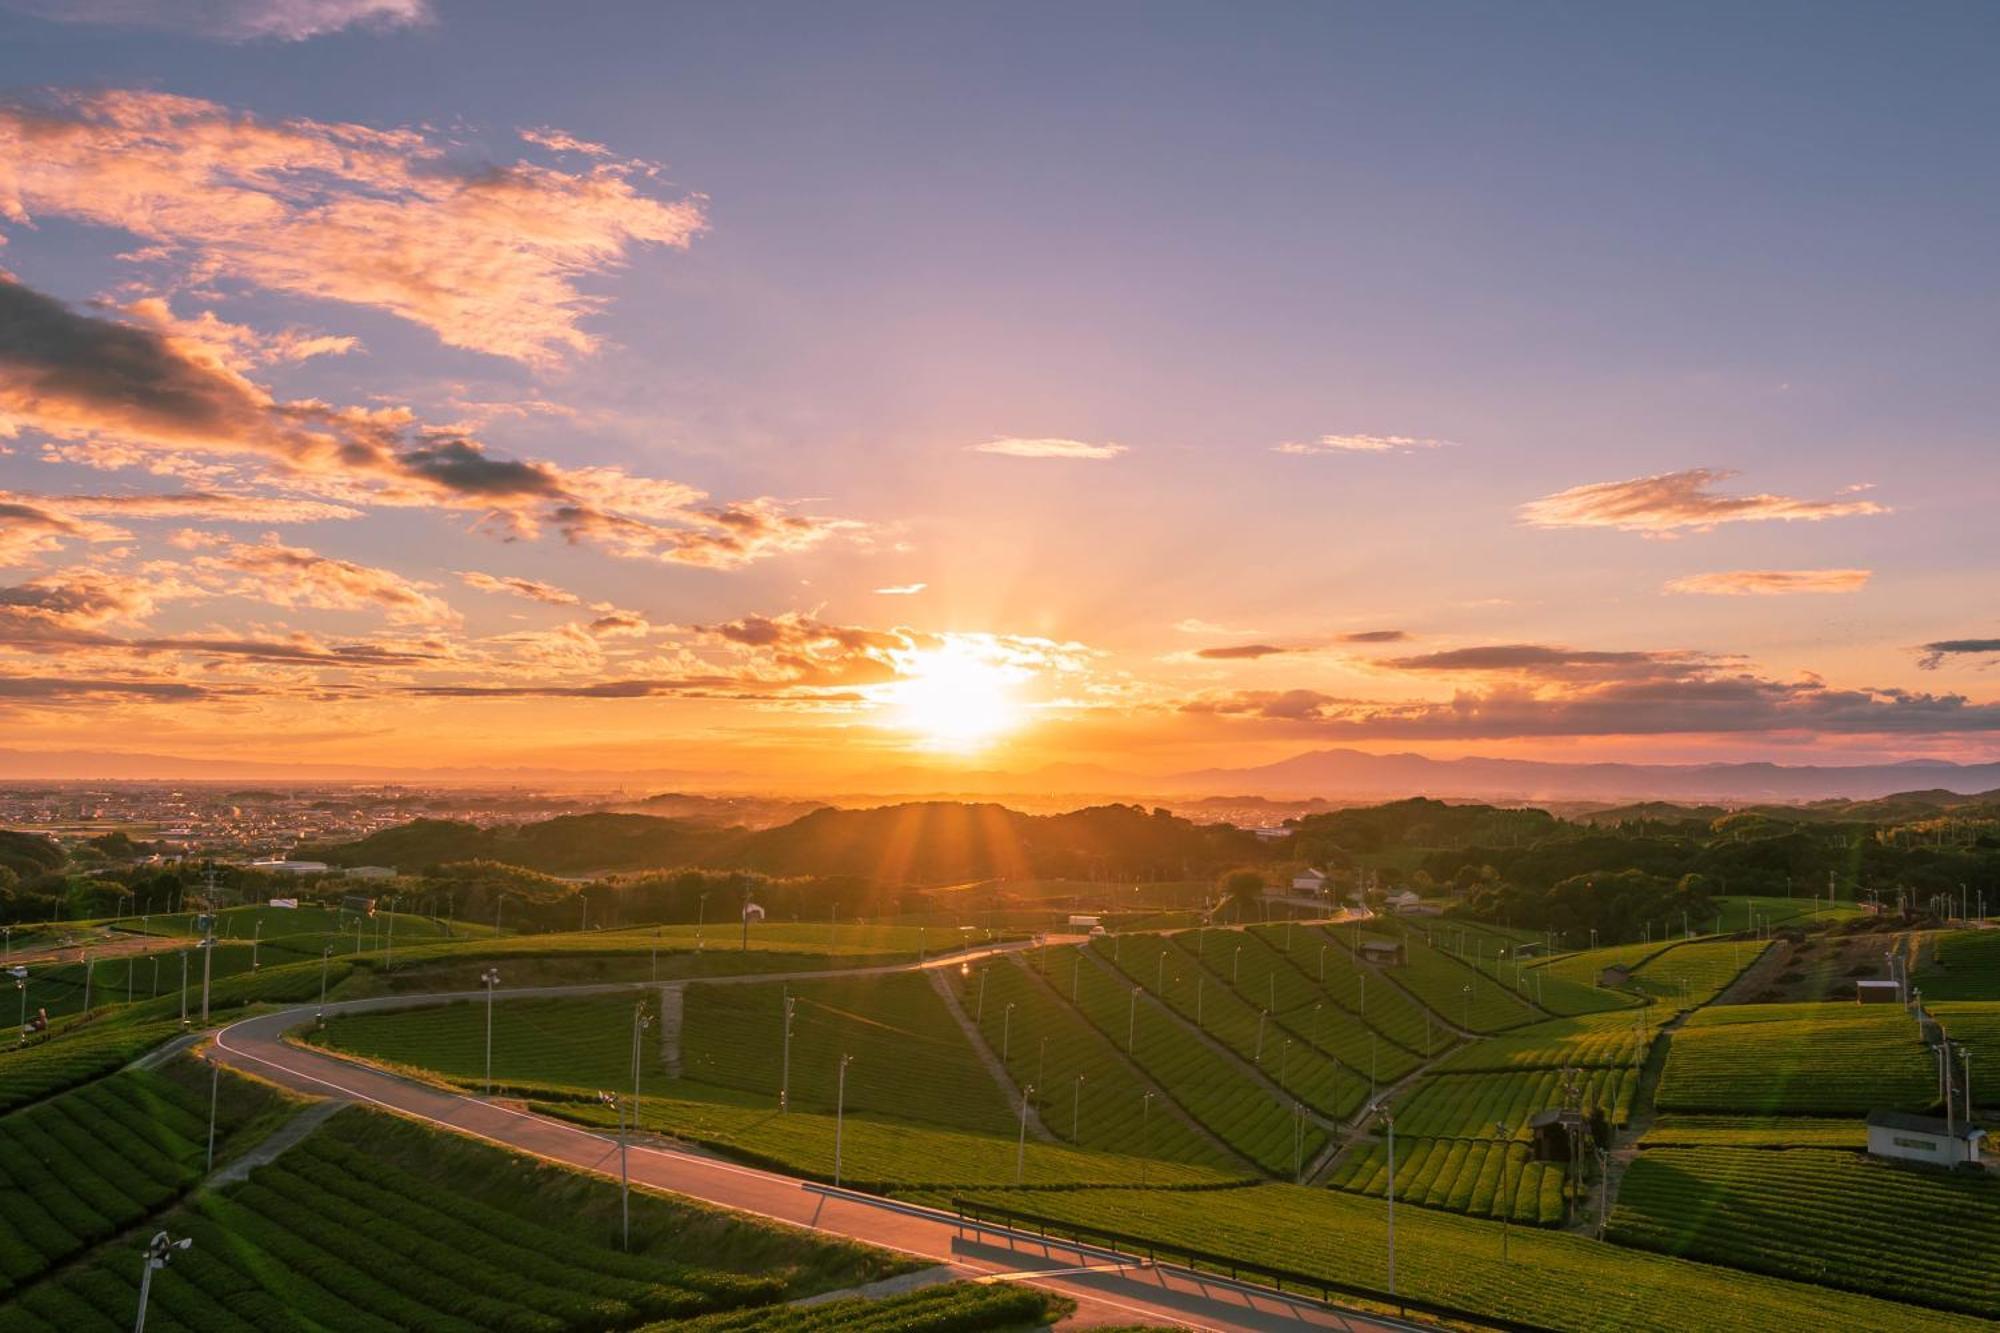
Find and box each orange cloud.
[457,571,580,605]
[0,89,703,365]
[188,537,455,625]
[1521,468,1887,534]
[1665,569,1873,596]
[0,278,855,567]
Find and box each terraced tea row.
[951,1181,1979,1332]
[0,1108,909,1333]
[1612,1146,2000,1317]
[0,1064,286,1299]
[1656,1003,1935,1114]
[1325,1135,1566,1224]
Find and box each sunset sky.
[0,2,1996,785]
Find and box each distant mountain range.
[3,744,1999,806]
[1159,749,2000,803]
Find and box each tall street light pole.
[133,1231,192,1333]
[597,1090,631,1250]
[481,967,501,1093]
[780,991,795,1112]
[1376,1101,1397,1298]
[1015,1084,1035,1184]
[833,1054,854,1186]
[1139,1091,1154,1186]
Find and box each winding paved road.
[208,948,1422,1332]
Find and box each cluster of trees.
[1452,868,1716,942]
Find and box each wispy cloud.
[0,0,431,41]
[971,437,1127,460]
[189,537,456,625]
[456,571,581,606]
[1666,569,1872,596]
[1917,639,2000,670]
[1339,629,1409,643]
[1274,434,1449,456]
[873,583,927,596]
[1195,643,1290,660]
[0,88,703,365]
[1521,468,1887,535]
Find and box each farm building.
[1855,979,1902,1004]
[1359,938,1405,966]
[345,865,397,881]
[741,902,767,922]
[339,894,377,917]
[1385,889,1423,914]
[1865,1110,1984,1167]
[1598,963,1633,987]
[1528,1108,1589,1162]
[1291,867,1328,893]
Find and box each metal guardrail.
[950,1195,1547,1332]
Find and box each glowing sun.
[888,643,1026,750]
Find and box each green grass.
[683,974,1013,1133]
[656,1281,1064,1333]
[1432,1011,1658,1074]
[0,1061,291,1301]
[1637,1116,1869,1148]
[1917,931,2000,1001]
[1611,1146,2000,1317]
[0,1105,911,1332]
[312,992,668,1098]
[0,1022,185,1114]
[1709,896,1864,933]
[548,1087,1244,1192]
[1656,1003,1936,1114]
[968,957,1225,1164]
[950,1181,1981,1332]
[387,922,940,967]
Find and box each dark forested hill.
[303,801,1263,883]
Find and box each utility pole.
[833,1054,854,1185]
[1072,1074,1085,1140]
[1127,986,1140,1053]
[320,944,332,1005]
[1015,1084,1035,1184]
[200,919,214,1025]
[780,990,795,1111]
[205,1060,219,1172]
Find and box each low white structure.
[345,865,397,881]
[1292,868,1328,893]
[1385,889,1423,914]
[1855,979,1902,1004]
[1866,1110,1984,1167]
[248,859,330,875]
